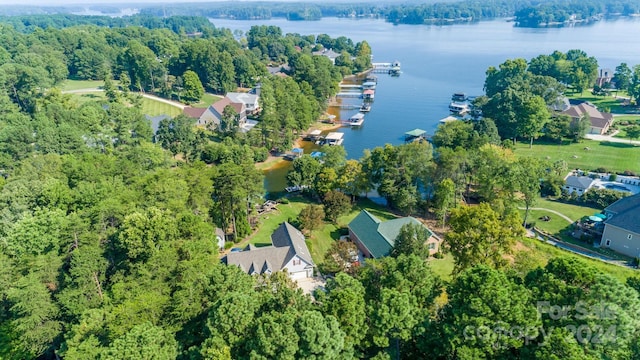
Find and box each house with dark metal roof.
[600,194,640,259]
[563,175,595,195]
[224,222,314,280]
[347,210,438,258]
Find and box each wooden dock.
[371,61,401,75]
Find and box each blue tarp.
[310,151,324,158]
[292,148,303,154]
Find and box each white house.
[224,222,314,280]
[563,175,595,195]
[226,92,260,114]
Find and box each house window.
[628,234,633,240]
[293,259,300,266]
[605,239,611,246]
[428,243,436,250]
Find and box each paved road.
[584,132,640,145]
[519,207,574,223]
[62,88,186,110]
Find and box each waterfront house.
[312,48,340,64]
[348,210,439,258]
[563,175,595,195]
[561,102,613,135]
[226,92,260,115]
[599,194,640,259]
[184,97,247,130]
[224,222,315,280]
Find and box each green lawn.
[514,139,640,173]
[192,93,223,108]
[68,92,182,117]
[69,92,106,105]
[140,98,182,117]
[518,237,637,283]
[430,237,637,283]
[61,79,106,91]
[567,92,633,114]
[428,253,455,282]
[246,197,398,265]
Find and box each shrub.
[433,251,444,259]
[609,174,617,181]
[253,147,269,162]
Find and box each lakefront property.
[348,210,440,258]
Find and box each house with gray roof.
[224,222,314,280]
[600,193,640,259]
[348,210,438,258]
[226,92,260,115]
[563,175,595,196]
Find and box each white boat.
[449,101,470,114]
[360,103,371,112]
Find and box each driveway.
[296,277,326,296]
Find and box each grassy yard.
[567,92,634,114]
[246,196,398,265]
[192,93,223,108]
[429,237,637,283]
[140,98,182,117]
[514,139,640,173]
[69,92,106,105]
[518,237,637,283]
[61,79,105,91]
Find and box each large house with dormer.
[224,222,315,280]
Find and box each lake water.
[209,17,640,192]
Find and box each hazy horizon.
[0,0,382,5]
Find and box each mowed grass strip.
[140,98,182,117]
[61,79,105,91]
[514,139,640,173]
[192,93,223,108]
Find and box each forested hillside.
[0,13,639,360]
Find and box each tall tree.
[390,222,430,258]
[181,70,204,104]
[445,203,524,273]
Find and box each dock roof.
[325,132,344,140]
[363,89,375,95]
[405,129,426,137]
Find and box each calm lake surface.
[209,17,640,192]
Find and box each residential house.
[224,222,315,280]
[348,210,439,258]
[226,92,260,115]
[595,68,614,88]
[312,48,341,64]
[215,228,226,251]
[599,193,640,259]
[145,114,171,142]
[183,97,246,130]
[563,175,595,195]
[561,102,613,135]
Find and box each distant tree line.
[139,0,640,27]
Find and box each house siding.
[601,224,640,258]
[349,229,373,258]
[283,255,313,278]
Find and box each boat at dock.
[360,103,371,112]
[449,101,469,114]
[451,92,467,102]
[343,112,365,126]
[321,132,345,146]
[363,89,375,101]
[362,81,377,90]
